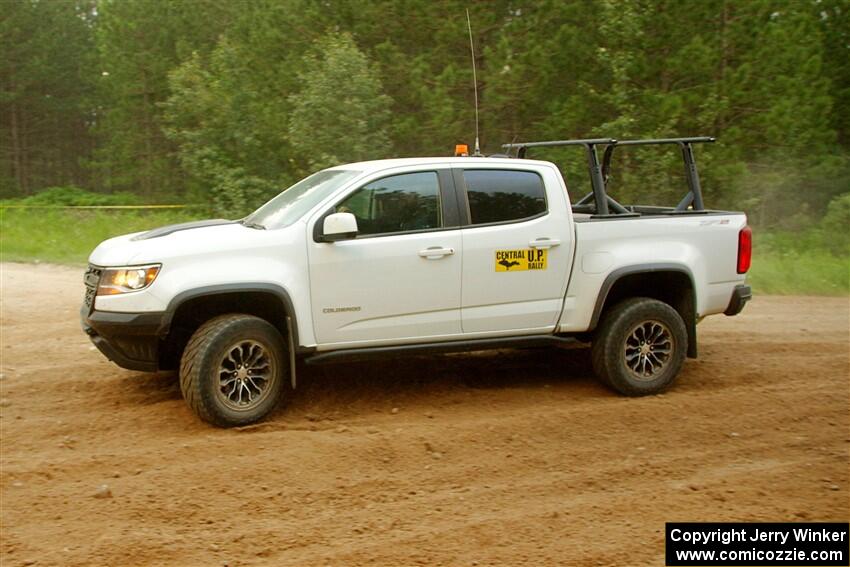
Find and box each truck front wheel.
[179,314,289,427]
[591,297,687,396]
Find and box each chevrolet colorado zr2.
[81,137,752,427]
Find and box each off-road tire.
[591,297,687,396]
[179,314,289,427]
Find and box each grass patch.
[0,186,143,207]
[748,249,848,295]
[747,230,849,296]
[0,208,207,265]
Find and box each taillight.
[737,226,752,274]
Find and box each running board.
[304,334,576,365]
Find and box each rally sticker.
[495,249,547,271]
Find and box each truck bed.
[557,211,748,333]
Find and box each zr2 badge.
[495,249,547,271]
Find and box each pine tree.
[288,33,393,171]
[93,0,233,198]
[163,0,328,213]
[2,0,845,226]
[1,0,97,196]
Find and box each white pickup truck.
[81,137,752,427]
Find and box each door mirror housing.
[321,212,358,242]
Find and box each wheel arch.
[589,264,698,358]
[158,283,302,370]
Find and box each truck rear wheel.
[179,314,289,427]
[591,297,687,396]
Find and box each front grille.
[83,265,102,311]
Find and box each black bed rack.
[501,136,715,217]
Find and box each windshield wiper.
[240,219,266,230]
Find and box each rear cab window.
[461,169,547,225]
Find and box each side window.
[464,170,547,225]
[336,171,442,236]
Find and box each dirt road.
[1,262,848,566]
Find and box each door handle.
[529,238,561,249]
[418,246,455,259]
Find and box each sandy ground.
[0,262,848,567]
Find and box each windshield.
[244,169,361,229]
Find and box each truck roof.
[328,156,554,173]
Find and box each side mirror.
[321,212,358,242]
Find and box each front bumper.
[724,284,752,316]
[81,306,167,372]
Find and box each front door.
[308,169,463,347]
[457,167,573,334]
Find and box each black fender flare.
[588,263,698,358]
[160,283,303,351]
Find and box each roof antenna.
[466,9,482,157]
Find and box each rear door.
[457,166,573,334]
[307,167,463,346]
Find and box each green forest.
[1,0,849,292]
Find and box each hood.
[130,218,234,241]
[88,220,272,266]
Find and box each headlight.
[97,264,161,295]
